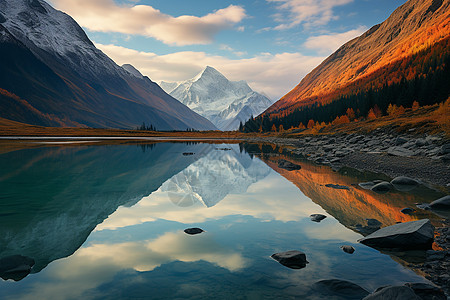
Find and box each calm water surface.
[0,142,445,299]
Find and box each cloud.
[14,231,247,300]
[219,44,247,57]
[96,43,324,99]
[50,0,246,46]
[267,0,353,29]
[304,26,367,54]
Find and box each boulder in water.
[371,182,392,194]
[310,214,327,222]
[401,207,415,215]
[312,279,369,300]
[363,286,420,300]
[391,176,420,191]
[184,228,204,235]
[430,195,450,210]
[271,250,308,269]
[340,245,355,254]
[358,219,434,250]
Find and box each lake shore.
[1,127,449,188]
[246,131,450,190]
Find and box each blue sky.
[49,0,407,99]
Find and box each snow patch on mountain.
[160,66,273,131]
[0,0,128,81]
[122,64,143,78]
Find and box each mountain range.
[244,0,449,132]
[160,66,273,131]
[0,0,215,130]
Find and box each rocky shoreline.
[248,130,450,189]
[246,130,450,298]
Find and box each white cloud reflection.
[10,230,247,300]
[95,172,324,231]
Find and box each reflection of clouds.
[302,219,361,242]
[11,231,247,300]
[95,173,326,232]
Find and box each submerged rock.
[405,283,446,300]
[312,279,369,300]
[359,181,377,189]
[363,286,420,300]
[325,184,350,190]
[277,159,301,171]
[370,182,392,194]
[0,255,35,281]
[366,219,382,227]
[310,214,327,222]
[429,195,450,210]
[358,219,434,250]
[184,228,204,235]
[355,218,382,235]
[340,245,355,254]
[416,203,431,210]
[401,207,415,215]
[271,250,308,269]
[391,176,420,191]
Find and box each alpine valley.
[0,0,216,130]
[160,66,273,131]
[242,0,450,132]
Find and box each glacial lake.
[0,141,446,300]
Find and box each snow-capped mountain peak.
[160,66,273,131]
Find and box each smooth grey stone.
[371,182,392,194]
[358,219,434,250]
[363,286,420,300]
[271,250,308,269]
[394,137,408,145]
[430,195,450,210]
[415,138,427,147]
[312,279,369,300]
[184,228,204,235]
[441,143,450,154]
[340,245,355,254]
[387,147,414,157]
[391,176,420,191]
[277,159,301,171]
[310,214,327,222]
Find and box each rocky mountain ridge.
[0,0,215,130]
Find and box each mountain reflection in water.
[0,141,442,300]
